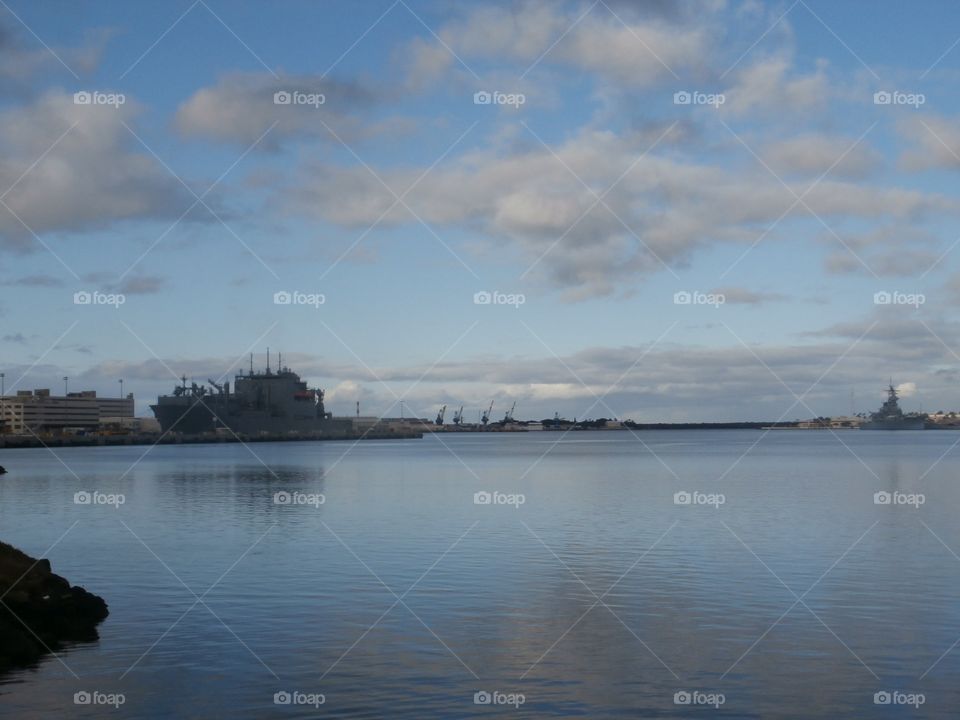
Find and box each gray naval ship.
[151,353,353,437]
[861,382,926,430]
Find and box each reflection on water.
[1,431,959,718]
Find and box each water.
[0,430,958,718]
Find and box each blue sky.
[2,0,960,421]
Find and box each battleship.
[860,382,926,430]
[151,353,354,437]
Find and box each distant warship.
[151,352,349,436]
[861,383,926,430]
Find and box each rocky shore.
[0,541,108,672]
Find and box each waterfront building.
[0,390,134,434]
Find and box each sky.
[1,0,960,422]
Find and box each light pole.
[119,378,124,398]
[64,376,68,396]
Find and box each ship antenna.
[278,352,281,371]
[250,353,253,375]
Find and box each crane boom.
[481,401,494,425]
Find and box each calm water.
[1,430,959,718]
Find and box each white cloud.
[282,124,953,298]
[896,381,917,398]
[710,286,786,305]
[0,22,111,97]
[0,92,195,250]
[764,133,881,178]
[898,114,960,171]
[174,72,383,148]
[821,225,945,277]
[404,0,715,89]
[722,56,831,117]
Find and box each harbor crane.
[503,401,516,423]
[453,406,464,425]
[435,405,446,425]
[481,401,494,426]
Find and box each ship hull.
[150,398,219,434]
[861,418,926,430]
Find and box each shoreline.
[2,423,957,450]
[0,542,108,674]
[0,430,423,449]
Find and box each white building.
[0,390,134,434]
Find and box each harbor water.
[0,430,958,718]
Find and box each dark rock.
[0,466,6,474]
[0,541,108,672]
